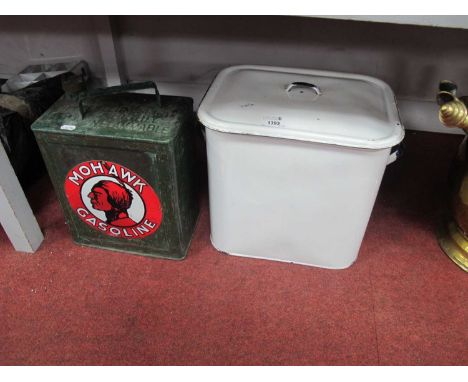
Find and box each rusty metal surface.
[32,82,199,259]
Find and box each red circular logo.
[64,160,163,239]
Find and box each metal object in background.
[0,62,89,187]
[1,61,88,93]
[0,106,38,187]
[31,81,199,259]
[436,80,468,272]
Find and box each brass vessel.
[437,80,468,271]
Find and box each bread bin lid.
[197,65,404,149]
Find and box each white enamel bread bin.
[198,65,404,269]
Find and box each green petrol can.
[31,81,199,259]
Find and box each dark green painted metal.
[31,82,199,259]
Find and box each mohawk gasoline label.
[64,160,163,239]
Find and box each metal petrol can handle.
[78,81,161,119]
[286,82,322,96]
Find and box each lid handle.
[78,81,161,119]
[286,82,321,96]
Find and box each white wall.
[113,16,468,102]
[0,16,105,80]
[1,16,468,133]
[2,15,468,101]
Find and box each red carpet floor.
[0,130,467,365]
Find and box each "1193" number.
[267,120,281,126]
